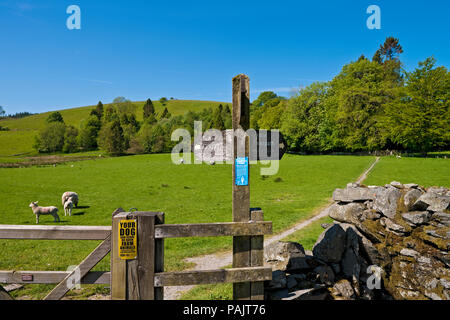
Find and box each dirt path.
[164,157,380,300]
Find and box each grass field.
[0,153,374,298]
[0,100,228,158]
[181,155,450,300]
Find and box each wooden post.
[154,213,164,300]
[232,74,252,300]
[111,210,164,300]
[250,208,264,300]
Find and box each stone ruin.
[264,182,450,300]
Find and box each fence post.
[250,208,265,300]
[232,74,252,300]
[111,210,164,300]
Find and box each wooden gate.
[0,74,275,300]
[0,207,272,300]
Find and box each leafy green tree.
[102,105,119,123]
[97,119,126,155]
[46,111,64,124]
[0,106,5,117]
[383,57,450,153]
[137,122,167,153]
[90,101,104,119]
[281,82,333,152]
[143,98,155,120]
[222,104,232,127]
[63,125,79,153]
[252,91,278,107]
[34,122,66,152]
[113,96,128,104]
[78,116,101,150]
[211,105,225,130]
[120,112,140,150]
[258,100,286,130]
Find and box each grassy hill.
[0,100,229,158]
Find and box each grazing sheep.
[62,191,78,207]
[64,199,73,216]
[29,201,60,224]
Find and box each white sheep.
[62,191,78,207]
[29,201,60,224]
[64,199,73,216]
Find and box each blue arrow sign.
[235,157,249,186]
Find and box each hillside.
[0,100,229,158]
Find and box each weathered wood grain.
[0,225,111,240]
[154,221,272,238]
[127,212,155,300]
[250,209,265,300]
[111,210,127,300]
[232,73,252,300]
[154,267,272,287]
[154,213,165,300]
[43,235,111,300]
[0,270,110,284]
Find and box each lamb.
[64,199,73,216]
[62,191,78,207]
[29,201,60,224]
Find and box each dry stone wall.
[264,182,450,300]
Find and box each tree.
[143,98,155,120]
[90,101,104,119]
[159,97,168,106]
[47,111,64,124]
[63,125,79,153]
[379,37,403,61]
[97,119,126,155]
[34,122,66,152]
[372,49,383,64]
[113,96,128,104]
[160,107,171,119]
[102,105,119,123]
[211,105,225,130]
[383,57,450,153]
[78,115,101,150]
[281,82,333,152]
[0,106,5,117]
[252,91,278,107]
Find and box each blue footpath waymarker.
[235,157,249,186]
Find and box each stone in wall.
[264,181,450,300]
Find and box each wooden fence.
[0,73,274,300]
[0,207,272,300]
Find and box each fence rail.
[0,271,110,284]
[0,213,272,300]
[0,221,271,240]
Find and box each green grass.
[183,155,450,300]
[0,100,228,158]
[0,153,374,299]
[363,156,450,188]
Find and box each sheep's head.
[29,201,38,208]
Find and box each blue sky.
[1,0,449,114]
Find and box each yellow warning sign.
[118,219,137,260]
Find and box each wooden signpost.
[231,74,265,300]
